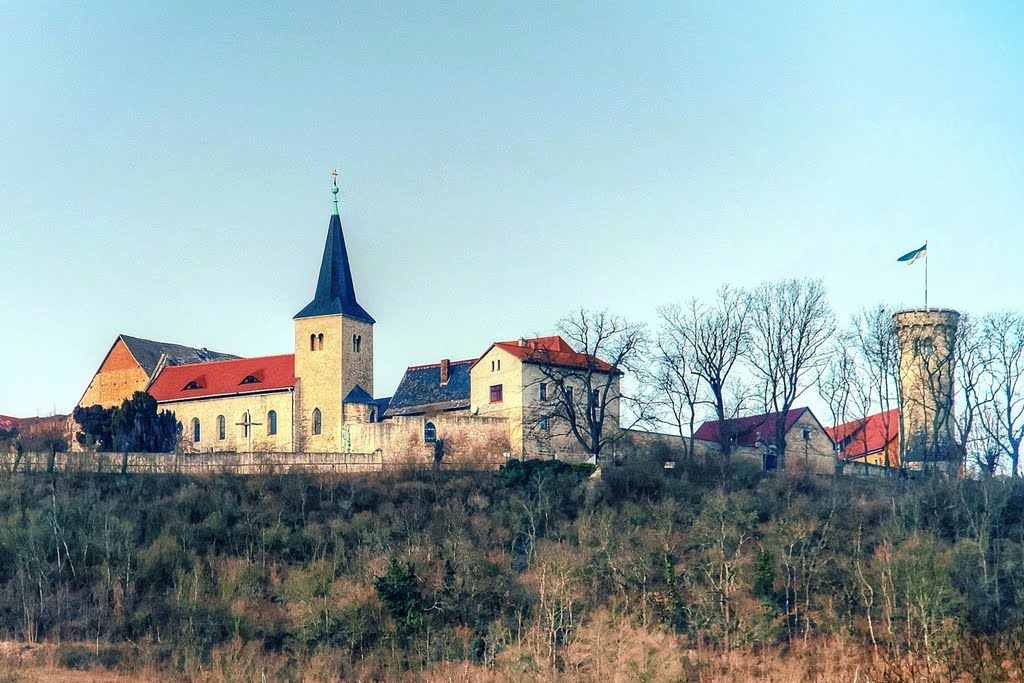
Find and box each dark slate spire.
[294,173,375,323]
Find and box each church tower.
[893,308,961,473]
[294,172,375,451]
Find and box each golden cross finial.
[332,169,338,187]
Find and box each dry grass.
[3,630,1020,683]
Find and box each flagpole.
[924,241,928,310]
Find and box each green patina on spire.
[331,169,340,216]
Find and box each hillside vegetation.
[1,458,1023,681]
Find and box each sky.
[1,1,1022,418]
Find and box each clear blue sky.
[2,2,1022,417]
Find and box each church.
[75,175,623,465]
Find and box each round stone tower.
[892,308,961,472]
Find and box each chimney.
[439,359,450,385]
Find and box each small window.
[312,408,322,435]
[921,336,934,357]
[489,384,503,403]
[318,333,324,351]
[267,410,277,436]
[802,428,811,441]
[241,411,251,439]
[424,421,436,443]
[497,359,501,371]
[566,387,574,404]
[217,415,225,440]
[539,382,547,400]
[310,334,316,351]
[591,389,600,406]
[184,380,202,390]
[540,417,549,431]
[353,334,361,353]
[192,418,201,443]
[240,375,260,385]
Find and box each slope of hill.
[0,457,1022,681]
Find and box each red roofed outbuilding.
[694,407,837,473]
[826,409,901,468]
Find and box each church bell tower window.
[353,334,361,353]
[312,408,322,435]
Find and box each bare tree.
[747,279,835,469]
[853,305,901,469]
[974,404,1004,476]
[952,314,991,473]
[657,286,750,456]
[641,328,705,462]
[979,312,1024,478]
[527,309,648,462]
[818,331,872,459]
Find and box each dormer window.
[183,380,202,390]
[240,375,261,385]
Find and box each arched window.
[318,333,324,351]
[310,334,316,351]
[312,408,322,435]
[241,411,251,439]
[353,334,361,352]
[192,418,201,443]
[424,421,436,443]
[267,410,277,435]
[217,415,225,440]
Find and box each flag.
[897,243,927,264]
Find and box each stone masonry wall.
[164,391,295,453]
[345,414,511,469]
[2,451,385,475]
[78,339,150,409]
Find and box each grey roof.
[120,334,239,377]
[386,359,474,417]
[294,213,374,323]
[343,384,376,405]
[375,396,392,418]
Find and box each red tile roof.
[0,415,18,431]
[148,354,296,402]
[694,408,814,447]
[490,336,616,373]
[826,409,899,460]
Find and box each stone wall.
[471,346,525,452]
[164,390,295,453]
[622,426,837,475]
[78,338,150,409]
[893,308,960,467]
[2,451,386,475]
[346,414,511,469]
